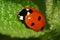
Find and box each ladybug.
[18,8,45,32]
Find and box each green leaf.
[0,0,45,38]
[0,0,60,40]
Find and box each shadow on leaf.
[0,34,41,40]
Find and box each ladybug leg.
[40,27,44,31]
[24,22,30,29]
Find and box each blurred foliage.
[0,0,60,40]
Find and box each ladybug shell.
[25,8,45,32]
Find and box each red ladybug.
[18,8,45,32]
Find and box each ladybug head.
[18,8,33,21]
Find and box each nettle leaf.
[0,0,60,40]
[0,0,45,38]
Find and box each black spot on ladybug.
[38,16,41,21]
[31,22,34,26]
[28,9,33,13]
